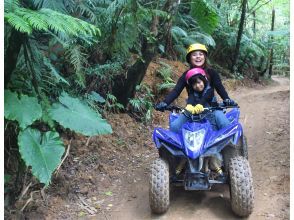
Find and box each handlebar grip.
[165,105,182,111]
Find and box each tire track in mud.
[109,76,290,220]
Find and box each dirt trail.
[20,76,289,220]
[109,76,290,220]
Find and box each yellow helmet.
[186,43,208,62]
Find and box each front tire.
[242,135,248,159]
[223,135,248,172]
[229,156,254,217]
[149,158,170,214]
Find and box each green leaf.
[4,90,42,129]
[18,128,65,186]
[105,191,113,196]
[78,211,86,217]
[43,57,70,85]
[4,12,32,34]
[5,4,100,37]
[190,0,219,34]
[171,26,188,38]
[157,82,176,91]
[87,91,106,103]
[49,92,112,136]
[158,44,165,53]
[4,174,11,184]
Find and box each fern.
[4,0,20,12]
[110,13,140,58]
[76,3,98,24]
[128,83,154,123]
[157,62,174,83]
[43,57,70,86]
[66,45,88,87]
[5,12,33,34]
[32,0,69,12]
[188,30,216,47]
[106,0,130,18]
[87,61,124,79]
[129,98,142,111]
[171,26,188,44]
[5,6,100,37]
[190,0,219,34]
[105,93,125,112]
[157,82,176,91]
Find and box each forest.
[4,0,290,218]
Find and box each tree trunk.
[4,29,25,88]
[252,11,256,36]
[268,8,275,77]
[162,0,180,59]
[112,14,159,106]
[112,37,156,106]
[112,0,179,106]
[230,0,248,73]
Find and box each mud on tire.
[229,156,254,217]
[149,158,170,214]
[223,135,248,172]
[242,135,248,159]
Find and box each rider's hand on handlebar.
[155,101,167,112]
[223,98,238,107]
[194,104,204,114]
[185,104,194,113]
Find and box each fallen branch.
[40,186,48,205]
[18,182,32,201]
[77,195,97,215]
[55,139,72,175]
[20,191,39,212]
[85,137,91,147]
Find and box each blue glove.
[155,102,167,112]
[223,98,238,106]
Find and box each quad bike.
[149,103,254,217]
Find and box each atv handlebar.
[164,103,239,113]
[154,103,239,122]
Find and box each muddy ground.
[10,60,290,219]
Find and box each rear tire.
[229,156,254,217]
[149,158,170,214]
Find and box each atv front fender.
[207,122,243,147]
[153,128,182,149]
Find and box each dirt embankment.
[9,59,290,220]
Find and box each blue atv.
[149,104,254,217]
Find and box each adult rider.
[155,43,237,130]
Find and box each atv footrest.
[184,172,210,190]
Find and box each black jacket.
[163,68,229,105]
[187,85,214,107]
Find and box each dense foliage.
[4,0,289,209]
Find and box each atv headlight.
[183,129,206,152]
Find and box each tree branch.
[248,0,262,13]
[248,0,271,14]
[252,0,271,12]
